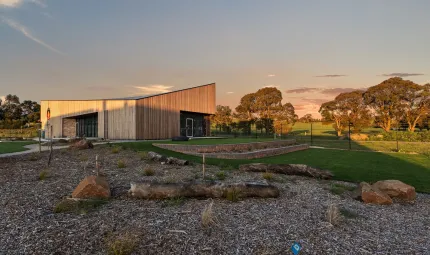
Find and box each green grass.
[120,141,430,193]
[0,141,36,154]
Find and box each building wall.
[62,118,76,137]
[136,83,216,139]
[40,100,136,139]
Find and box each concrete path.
[0,140,143,158]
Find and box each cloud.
[226,92,234,94]
[0,0,22,7]
[134,85,173,95]
[0,0,45,8]
[285,87,366,95]
[86,86,116,91]
[0,95,5,104]
[267,74,275,77]
[42,12,53,19]
[381,73,424,77]
[31,0,46,8]
[285,87,320,93]
[299,98,328,105]
[1,17,65,55]
[320,87,366,96]
[262,85,280,88]
[314,74,347,78]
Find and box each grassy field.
[120,140,430,193]
[0,141,36,154]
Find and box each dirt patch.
[0,146,429,254]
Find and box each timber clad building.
[40,83,216,140]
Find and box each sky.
[1,0,429,117]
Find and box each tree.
[273,103,297,135]
[335,91,372,133]
[255,87,283,134]
[401,83,430,132]
[363,77,412,132]
[235,93,257,135]
[299,114,313,123]
[319,100,348,136]
[211,105,233,133]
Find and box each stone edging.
[153,139,297,153]
[153,142,309,159]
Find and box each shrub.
[330,183,355,195]
[201,200,217,228]
[117,160,126,168]
[225,187,241,202]
[216,171,226,180]
[139,151,149,160]
[54,198,107,214]
[111,146,121,154]
[141,167,155,176]
[326,204,341,226]
[369,130,430,142]
[262,172,273,181]
[39,169,49,180]
[163,197,184,207]
[106,232,139,255]
[339,208,359,219]
[29,153,38,161]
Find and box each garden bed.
[0,147,429,254]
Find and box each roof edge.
[40,82,216,102]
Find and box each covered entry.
[180,111,210,137]
[76,113,98,137]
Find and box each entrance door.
[186,118,193,137]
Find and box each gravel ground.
[1,146,429,255]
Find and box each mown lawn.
[120,141,430,193]
[0,141,36,154]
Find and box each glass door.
[186,118,194,137]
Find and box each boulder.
[70,139,94,150]
[372,180,416,201]
[72,176,110,199]
[359,182,392,205]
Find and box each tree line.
[211,77,429,136]
[211,87,297,135]
[319,77,430,135]
[0,94,40,129]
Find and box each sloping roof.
[41,83,215,101]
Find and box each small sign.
[291,242,302,255]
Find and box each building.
[40,83,216,140]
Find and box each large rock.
[70,139,94,150]
[72,176,110,199]
[372,180,416,201]
[359,182,392,205]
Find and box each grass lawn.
[0,141,36,154]
[120,141,430,193]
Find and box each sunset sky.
[1,0,429,117]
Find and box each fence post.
[348,122,352,150]
[310,122,313,146]
[281,124,283,140]
[396,123,399,152]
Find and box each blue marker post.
[291,242,302,255]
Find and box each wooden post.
[202,153,206,180]
[38,128,41,153]
[96,155,99,176]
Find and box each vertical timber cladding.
[40,99,137,139]
[136,83,216,139]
